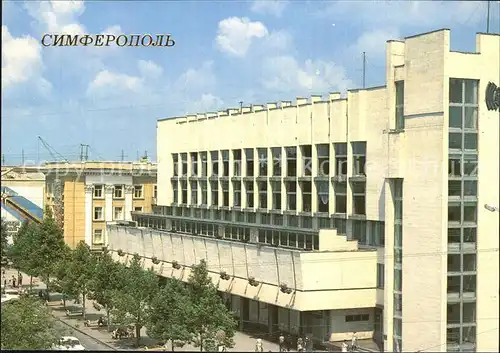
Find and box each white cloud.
[188,93,224,113]
[25,0,86,35]
[87,70,144,97]
[250,0,289,17]
[215,17,269,57]
[1,25,48,90]
[262,55,354,94]
[347,28,400,59]
[138,60,163,78]
[102,25,122,36]
[174,61,216,93]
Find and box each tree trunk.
[199,334,203,352]
[62,294,67,310]
[106,308,111,332]
[135,325,141,347]
[29,276,33,292]
[82,290,87,320]
[171,339,175,352]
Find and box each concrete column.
[84,185,93,246]
[104,185,114,222]
[124,185,134,220]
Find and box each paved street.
[54,319,115,351]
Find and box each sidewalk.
[1,267,286,351]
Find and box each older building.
[107,29,500,352]
[43,161,157,249]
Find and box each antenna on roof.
[486,0,491,33]
[362,52,366,89]
[239,101,243,112]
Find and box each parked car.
[53,336,85,350]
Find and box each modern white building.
[107,29,500,352]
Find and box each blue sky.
[2,0,499,164]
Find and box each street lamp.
[484,204,499,212]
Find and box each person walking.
[279,334,285,352]
[11,275,16,288]
[255,338,264,352]
[18,273,23,287]
[297,337,304,352]
[341,340,349,352]
[351,332,358,351]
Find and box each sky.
[2,0,499,164]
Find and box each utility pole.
[121,150,125,162]
[362,52,366,89]
[144,150,148,159]
[22,149,25,165]
[2,154,5,165]
[239,101,243,112]
[487,0,491,34]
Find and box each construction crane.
[37,136,67,228]
[37,136,70,163]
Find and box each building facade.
[107,30,499,352]
[43,161,157,249]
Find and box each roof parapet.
[196,113,205,121]
[280,101,292,108]
[186,114,197,122]
[227,108,239,115]
[253,105,265,112]
[218,110,228,117]
[267,102,277,109]
[329,92,341,101]
[311,95,322,103]
[242,107,251,113]
[207,112,217,119]
[296,97,307,105]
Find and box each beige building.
[107,29,500,352]
[43,161,157,249]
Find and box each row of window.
[172,142,366,178]
[392,179,403,350]
[93,205,143,221]
[172,180,366,215]
[91,184,157,199]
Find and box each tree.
[111,254,159,347]
[187,260,236,352]
[35,207,69,296]
[52,245,78,309]
[66,241,95,319]
[1,296,59,349]
[88,249,125,331]
[146,278,191,351]
[1,218,8,263]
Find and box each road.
[54,319,115,351]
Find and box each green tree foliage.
[8,221,41,280]
[36,207,69,294]
[66,241,95,319]
[111,254,159,347]
[52,246,77,309]
[146,278,191,351]
[1,296,59,349]
[88,249,125,331]
[187,260,236,352]
[1,218,8,263]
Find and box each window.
[233,181,241,207]
[258,181,267,209]
[93,206,103,221]
[245,181,254,208]
[271,147,282,176]
[222,150,229,177]
[93,184,103,198]
[200,152,208,177]
[114,185,123,198]
[317,181,329,212]
[191,152,198,176]
[211,181,219,206]
[258,148,267,176]
[172,154,178,176]
[133,185,143,198]
[222,181,229,207]
[211,151,219,176]
[345,314,370,322]
[301,145,312,177]
[181,153,188,176]
[352,142,366,176]
[317,144,329,176]
[191,181,198,205]
[334,143,347,176]
[153,185,157,199]
[271,181,281,210]
[301,182,312,212]
[351,181,366,215]
[114,207,123,220]
[93,229,103,244]
[180,181,188,204]
[395,81,405,130]
[233,149,242,176]
[334,182,347,213]
[285,147,297,177]
[200,181,207,205]
[377,263,384,289]
[134,206,143,212]
[286,181,296,211]
[172,181,178,203]
[245,148,254,177]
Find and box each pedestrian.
[297,337,304,352]
[18,273,23,287]
[286,334,293,352]
[305,336,312,352]
[279,334,285,352]
[341,340,348,352]
[351,332,358,351]
[11,275,16,288]
[255,338,264,352]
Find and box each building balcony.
[107,224,378,311]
